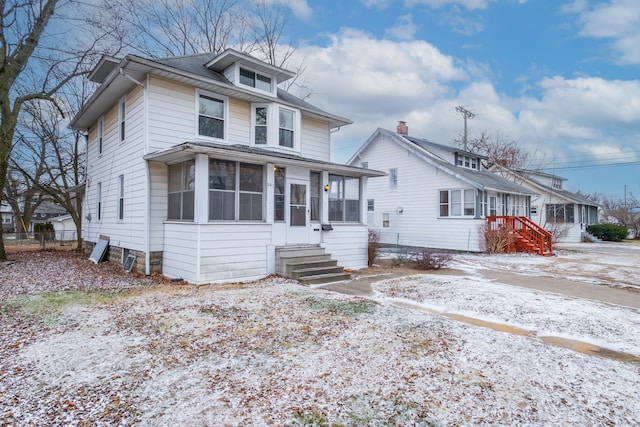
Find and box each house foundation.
[84,241,163,275]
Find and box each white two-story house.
[70,49,382,284]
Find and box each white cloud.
[385,14,420,40]
[571,0,640,64]
[289,30,640,180]
[263,0,313,20]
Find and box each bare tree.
[0,0,121,260]
[12,98,85,248]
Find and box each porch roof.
[144,142,386,178]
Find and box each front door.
[286,179,309,244]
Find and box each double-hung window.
[279,109,295,148]
[439,189,475,217]
[328,174,360,222]
[254,107,268,145]
[168,161,195,221]
[209,160,264,221]
[198,93,225,139]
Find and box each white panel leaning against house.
[348,121,540,253]
[70,49,384,284]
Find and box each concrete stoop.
[275,245,351,285]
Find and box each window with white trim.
[118,175,124,221]
[118,97,126,142]
[168,161,195,221]
[198,92,226,140]
[389,168,398,189]
[310,171,321,222]
[209,160,264,221]
[274,166,285,222]
[328,174,360,222]
[239,67,272,92]
[97,182,102,221]
[98,116,104,154]
[367,199,374,212]
[439,189,475,217]
[254,106,268,145]
[456,154,479,170]
[279,108,294,148]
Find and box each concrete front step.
[275,245,350,284]
[298,272,352,285]
[291,264,346,280]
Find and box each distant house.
[1,201,14,233]
[70,49,382,284]
[348,123,547,253]
[495,168,599,242]
[31,201,68,230]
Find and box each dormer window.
[456,154,479,170]
[240,68,272,92]
[552,178,562,190]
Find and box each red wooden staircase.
[486,216,554,256]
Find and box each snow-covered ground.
[0,245,639,426]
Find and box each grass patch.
[2,290,124,315]
[301,296,377,316]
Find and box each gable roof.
[349,128,536,195]
[495,166,598,206]
[71,50,351,130]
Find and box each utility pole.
[455,105,476,151]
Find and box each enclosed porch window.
[328,174,360,222]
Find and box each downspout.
[119,68,145,88]
[140,73,150,275]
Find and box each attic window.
[552,178,562,190]
[240,68,272,92]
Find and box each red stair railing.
[486,216,553,256]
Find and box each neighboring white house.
[348,123,539,252]
[493,168,599,242]
[1,201,13,233]
[70,49,383,284]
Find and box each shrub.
[368,229,380,266]
[482,226,516,254]
[34,222,54,233]
[413,250,452,270]
[587,224,628,242]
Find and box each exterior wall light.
[324,184,330,192]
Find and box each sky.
[276,0,640,200]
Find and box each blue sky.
[277,0,640,200]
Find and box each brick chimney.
[396,121,408,135]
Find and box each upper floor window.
[389,168,398,189]
[198,93,225,140]
[118,97,126,142]
[97,182,102,221]
[239,68,272,92]
[552,178,562,189]
[457,154,478,170]
[168,161,195,221]
[98,116,104,154]
[279,109,294,148]
[254,107,268,145]
[251,104,299,150]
